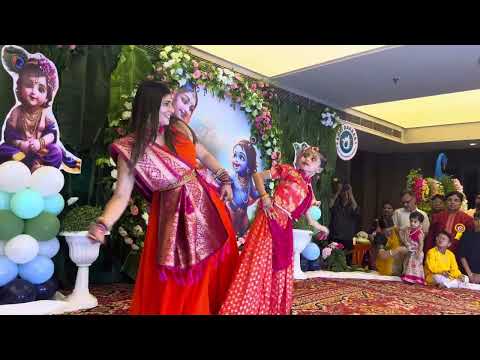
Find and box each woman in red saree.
[425,191,474,259]
[219,143,329,315]
[88,81,238,314]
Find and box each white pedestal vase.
[60,231,103,311]
[293,229,313,280]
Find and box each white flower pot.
[293,229,312,280]
[60,231,105,311]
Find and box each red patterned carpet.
[66,278,480,315]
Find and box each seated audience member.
[425,191,474,257]
[430,194,445,219]
[392,190,430,234]
[424,231,468,288]
[376,223,408,276]
[368,201,394,234]
[465,193,480,218]
[458,212,480,284]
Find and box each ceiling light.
[469,143,477,146]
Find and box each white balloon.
[0,240,5,256]
[5,234,39,264]
[38,237,60,258]
[0,161,31,193]
[29,166,65,196]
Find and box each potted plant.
[60,205,105,311]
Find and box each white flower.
[120,95,128,99]
[110,169,118,179]
[118,227,128,237]
[131,244,140,251]
[67,197,79,206]
[140,242,145,248]
[142,212,149,224]
[112,181,117,191]
[133,225,144,236]
[159,51,168,59]
[163,60,174,68]
[265,141,272,148]
[274,147,280,153]
[109,157,116,167]
[178,78,187,87]
[170,68,176,76]
[131,89,137,97]
[266,149,273,156]
[124,102,132,110]
[122,111,131,120]
[269,182,275,189]
[124,237,134,245]
[176,68,184,76]
[183,54,190,61]
[164,46,173,53]
[273,139,277,145]
[217,68,224,75]
[223,69,234,76]
[245,107,252,113]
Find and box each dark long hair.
[129,80,171,167]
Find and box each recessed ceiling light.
[470,143,477,146]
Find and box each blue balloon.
[302,243,320,261]
[0,191,11,210]
[18,255,54,285]
[34,277,59,300]
[307,206,322,221]
[10,189,44,219]
[43,194,65,216]
[0,256,18,287]
[0,278,36,305]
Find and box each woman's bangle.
[96,217,110,232]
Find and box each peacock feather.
[1,45,29,74]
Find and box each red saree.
[425,210,474,256]
[110,132,238,315]
[219,164,313,315]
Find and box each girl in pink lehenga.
[219,142,329,315]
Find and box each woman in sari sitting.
[376,223,408,276]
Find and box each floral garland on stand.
[406,168,468,214]
[96,45,280,277]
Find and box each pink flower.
[258,82,264,88]
[271,151,278,160]
[130,205,139,216]
[192,60,199,68]
[336,243,344,250]
[235,74,243,81]
[322,247,332,259]
[116,127,126,136]
[193,69,202,79]
[251,83,257,91]
[68,45,76,50]
[230,82,239,90]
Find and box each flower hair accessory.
[292,141,311,169]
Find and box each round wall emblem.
[336,124,358,160]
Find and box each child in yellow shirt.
[425,230,468,288]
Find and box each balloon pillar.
[0,161,74,313]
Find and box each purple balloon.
[0,278,36,305]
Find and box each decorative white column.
[293,229,312,280]
[60,231,102,311]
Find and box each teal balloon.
[24,212,60,241]
[18,255,54,285]
[0,210,24,240]
[43,194,65,216]
[307,206,322,221]
[0,191,11,210]
[10,189,44,219]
